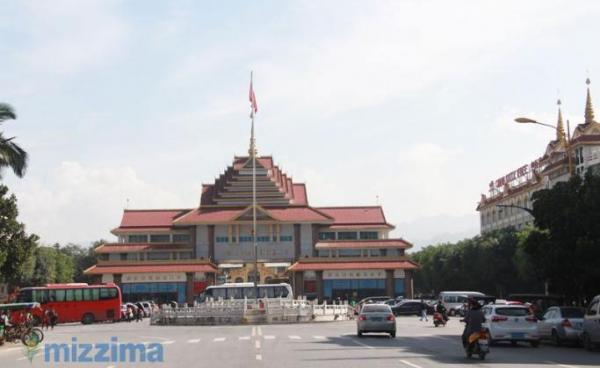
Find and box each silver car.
[538,306,585,345]
[357,304,396,338]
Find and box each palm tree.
[0,103,28,178]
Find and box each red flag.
[249,77,258,114]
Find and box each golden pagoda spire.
[556,99,566,145]
[585,77,596,124]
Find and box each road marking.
[349,337,374,349]
[187,339,201,343]
[546,361,579,368]
[0,347,20,354]
[251,327,256,336]
[16,357,27,361]
[162,340,175,345]
[256,354,262,361]
[289,335,301,340]
[264,335,275,340]
[214,337,226,342]
[107,366,115,368]
[239,336,251,340]
[399,360,423,368]
[255,340,261,349]
[313,335,326,339]
[257,326,262,336]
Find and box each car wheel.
[449,309,456,317]
[530,340,540,348]
[357,331,363,337]
[390,331,396,338]
[478,352,486,360]
[551,330,562,346]
[583,333,593,351]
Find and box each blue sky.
[2,0,600,248]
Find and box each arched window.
[234,277,244,283]
[265,277,273,284]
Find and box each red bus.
[16,283,122,324]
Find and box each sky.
[2,0,600,249]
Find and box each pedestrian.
[135,306,143,322]
[127,306,133,323]
[49,309,58,330]
[42,309,50,330]
[419,299,428,322]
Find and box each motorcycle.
[0,324,44,347]
[464,329,490,360]
[433,312,447,327]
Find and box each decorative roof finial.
[585,77,596,124]
[556,99,566,145]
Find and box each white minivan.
[438,291,485,316]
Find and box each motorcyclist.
[435,300,448,321]
[461,298,485,348]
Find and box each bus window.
[259,286,274,298]
[34,290,49,303]
[91,288,99,301]
[17,289,32,303]
[108,288,118,299]
[274,286,289,298]
[244,287,256,299]
[66,289,75,301]
[83,289,92,301]
[74,289,83,301]
[212,288,226,299]
[55,289,66,302]
[228,287,243,299]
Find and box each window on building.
[380,249,387,256]
[318,250,330,257]
[147,252,170,260]
[128,234,148,243]
[369,249,381,256]
[338,249,362,257]
[150,234,170,243]
[173,234,191,243]
[257,236,271,242]
[239,236,252,242]
[216,236,229,243]
[337,232,358,240]
[318,232,336,240]
[359,231,378,240]
[279,235,293,242]
[120,253,127,261]
[179,252,192,260]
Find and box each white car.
[481,304,540,347]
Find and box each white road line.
[239,336,251,340]
[257,326,262,336]
[107,366,116,368]
[546,361,579,368]
[349,338,374,349]
[255,340,261,349]
[0,347,21,354]
[187,339,201,343]
[399,360,423,368]
[264,335,275,340]
[16,357,28,361]
[256,354,262,361]
[251,327,256,337]
[313,335,326,339]
[214,337,226,342]
[162,340,175,345]
[289,335,301,340]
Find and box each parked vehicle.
[438,291,485,316]
[481,304,540,347]
[538,306,585,346]
[506,294,564,313]
[357,304,396,338]
[135,302,152,317]
[582,295,600,351]
[391,300,423,316]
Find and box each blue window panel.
[394,279,405,296]
[122,284,131,293]
[324,280,333,298]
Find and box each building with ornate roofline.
[85,148,417,304]
[477,79,600,233]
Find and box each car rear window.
[561,307,584,318]
[495,307,529,316]
[362,305,391,313]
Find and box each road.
[0,317,598,368]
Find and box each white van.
[438,291,485,316]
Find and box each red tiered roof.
[316,206,393,227]
[119,209,190,228]
[84,263,217,274]
[173,206,333,224]
[288,259,419,271]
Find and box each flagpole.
[250,71,258,302]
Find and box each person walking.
[42,309,50,330]
[419,299,428,322]
[135,306,143,322]
[49,309,58,330]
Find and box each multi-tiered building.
[85,154,417,304]
[477,79,600,233]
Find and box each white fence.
[151,298,355,325]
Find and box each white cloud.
[11,162,186,245]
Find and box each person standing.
[42,309,50,330]
[419,299,428,322]
[49,309,58,330]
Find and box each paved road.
[1,317,598,367]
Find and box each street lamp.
[514,115,574,175]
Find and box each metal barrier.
[151,298,355,326]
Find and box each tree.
[0,103,28,178]
[521,173,600,302]
[0,185,38,288]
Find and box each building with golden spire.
[477,78,600,233]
